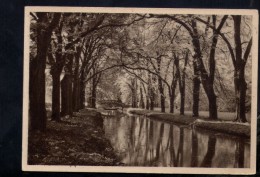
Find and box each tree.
[174,51,189,115]
[232,16,252,122]
[30,13,61,131]
[196,15,252,122]
[147,14,228,119]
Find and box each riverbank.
[128,109,250,138]
[28,109,120,166]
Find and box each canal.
[103,113,250,168]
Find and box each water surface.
[103,113,250,167]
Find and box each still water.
[103,113,250,168]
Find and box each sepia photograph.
[22,7,258,174]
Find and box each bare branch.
[243,37,252,63]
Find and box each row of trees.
[116,14,251,120]
[29,12,252,131]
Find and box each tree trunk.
[140,87,145,109]
[150,89,155,110]
[91,76,97,108]
[233,15,248,123]
[91,86,97,108]
[29,13,61,131]
[61,74,70,116]
[61,54,73,116]
[208,87,218,119]
[72,45,82,112]
[179,51,188,115]
[156,55,165,113]
[67,59,73,116]
[142,83,149,110]
[234,69,247,122]
[192,75,200,117]
[29,55,47,131]
[191,130,198,167]
[158,79,165,113]
[169,93,174,113]
[180,88,185,115]
[191,19,219,119]
[51,72,61,121]
[146,97,150,110]
[79,69,86,109]
[72,68,80,112]
[169,81,177,114]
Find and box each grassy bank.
[28,109,120,166]
[128,109,250,138]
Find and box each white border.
[22,6,258,174]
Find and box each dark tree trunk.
[61,54,73,117]
[169,94,174,113]
[191,18,220,119]
[91,77,97,108]
[192,64,200,117]
[130,78,138,108]
[29,13,61,131]
[148,75,155,110]
[150,89,155,111]
[169,81,177,114]
[67,60,74,116]
[208,87,218,119]
[191,130,198,167]
[79,69,86,109]
[140,87,145,109]
[234,138,245,168]
[233,15,249,123]
[51,72,61,121]
[91,86,97,108]
[191,20,218,119]
[158,79,165,113]
[200,135,216,167]
[30,55,47,131]
[177,127,184,166]
[72,48,81,112]
[146,97,150,110]
[50,19,65,121]
[142,83,149,110]
[180,89,185,115]
[169,54,178,114]
[156,55,165,113]
[179,51,188,115]
[234,70,247,122]
[61,74,70,116]
[72,78,80,111]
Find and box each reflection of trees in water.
[145,121,165,166]
[191,129,198,167]
[155,123,165,161]
[200,135,217,167]
[176,127,184,166]
[129,117,136,148]
[138,118,144,138]
[167,125,184,167]
[144,119,150,162]
[104,116,249,167]
[234,138,245,168]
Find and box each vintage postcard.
[22,7,258,174]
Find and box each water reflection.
[103,114,250,168]
[200,135,216,167]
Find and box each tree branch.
[243,37,252,63]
